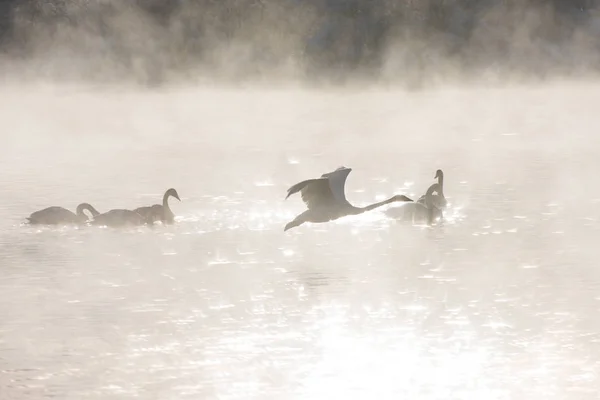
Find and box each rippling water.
[1,82,600,399]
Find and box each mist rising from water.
[1,1,599,87]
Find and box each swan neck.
[76,203,100,218]
[162,192,171,211]
[360,196,399,213]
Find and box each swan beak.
[174,193,181,201]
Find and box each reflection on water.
[1,83,600,399]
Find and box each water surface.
[1,82,599,399]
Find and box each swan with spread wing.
[284,166,413,231]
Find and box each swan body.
[134,188,180,224]
[284,166,413,231]
[91,209,151,227]
[385,183,443,225]
[417,169,447,209]
[27,203,99,225]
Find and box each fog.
[1,1,600,85]
[1,1,600,399]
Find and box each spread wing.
[321,168,351,205]
[285,178,337,209]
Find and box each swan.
[91,209,153,228]
[26,203,100,225]
[417,169,447,209]
[385,183,443,225]
[284,166,413,231]
[134,188,181,224]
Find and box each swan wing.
[321,167,351,205]
[93,209,146,226]
[416,195,445,207]
[285,179,315,199]
[29,206,70,218]
[28,206,77,224]
[431,195,447,209]
[286,178,337,209]
[134,205,155,218]
[416,183,448,210]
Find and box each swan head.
[434,169,444,180]
[166,188,181,201]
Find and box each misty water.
[1,82,599,399]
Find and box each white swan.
[134,188,180,224]
[417,169,447,209]
[385,183,443,225]
[284,166,413,231]
[26,203,100,225]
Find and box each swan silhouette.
[134,188,180,224]
[284,166,413,231]
[385,183,443,225]
[26,203,100,225]
[417,169,447,209]
[91,209,153,228]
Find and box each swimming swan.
[385,183,443,225]
[26,203,100,225]
[284,166,413,231]
[134,188,181,224]
[417,169,447,209]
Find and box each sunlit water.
[1,82,600,399]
